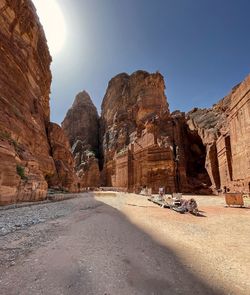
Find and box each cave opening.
[184,125,212,189]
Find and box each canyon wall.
[187,75,250,193]
[186,94,231,191]
[0,0,78,205]
[216,76,250,193]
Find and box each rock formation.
[61,71,250,194]
[187,76,250,193]
[0,0,78,205]
[186,94,231,191]
[62,91,99,150]
[99,71,211,193]
[47,123,78,192]
[100,71,169,162]
[62,91,100,188]
[62,71,213,194]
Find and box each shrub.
[16,165,28,180]
[0,130,11,140]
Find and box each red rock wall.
[100,71,211,194]
[132,145,176,193]
[78,158,100,188]
[216,136,231,190]
[113,153,129,188]
[0,0,77,204]
[100,71,169,165]
[186,91,232,193]
[217,75,250,192]
[47,123,79,192]
[187,75,250,193]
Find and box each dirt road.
[0,193,249,295]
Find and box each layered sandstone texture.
[62,91,100,188]
[186,95,231,191]
[100,71,211,193]
[216,76,250,193]
[0,0,77,205]
[100,71,169,165]
[47,123,79,191]
[187,76,250,193]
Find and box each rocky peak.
[62,91,99,149]
[62,91,100,188]
[72,91,94,108]
[100,70,170,165]
[101,70,169,127]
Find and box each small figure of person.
[158,187,164,201]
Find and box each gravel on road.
[0,192,249,295]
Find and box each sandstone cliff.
[0,0,78,204]
[99,71,211,193]
[47,123,79,192]
[100,71,169,164]
[62,91,100,188]
[225,75,250,193]
[186,77,250,193]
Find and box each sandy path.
[99,193,250,295]
[0,193,249,294]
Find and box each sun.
[32,0,66,57]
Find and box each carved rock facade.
[187,75,250,193]
[99,71,211,193]
[0,0,78,205]
[222,75,250,193]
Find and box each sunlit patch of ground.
[95,192,250,294]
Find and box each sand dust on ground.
[0,192,249,295]
[95,193,250,295]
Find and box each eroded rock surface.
[62,91,100,188]
[48,123,79,192]
[0,0,77,204]
[62,91,99,150]
[99,71,211,193]
[100,71,169,163]
[216,76,250,193]
[187,76,250,193]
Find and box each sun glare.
[32,0,66,57]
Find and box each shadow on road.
[0,193,226,295]
[85,193,224,295]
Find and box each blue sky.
[49,0,250,124]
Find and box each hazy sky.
[44,0,250,124]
